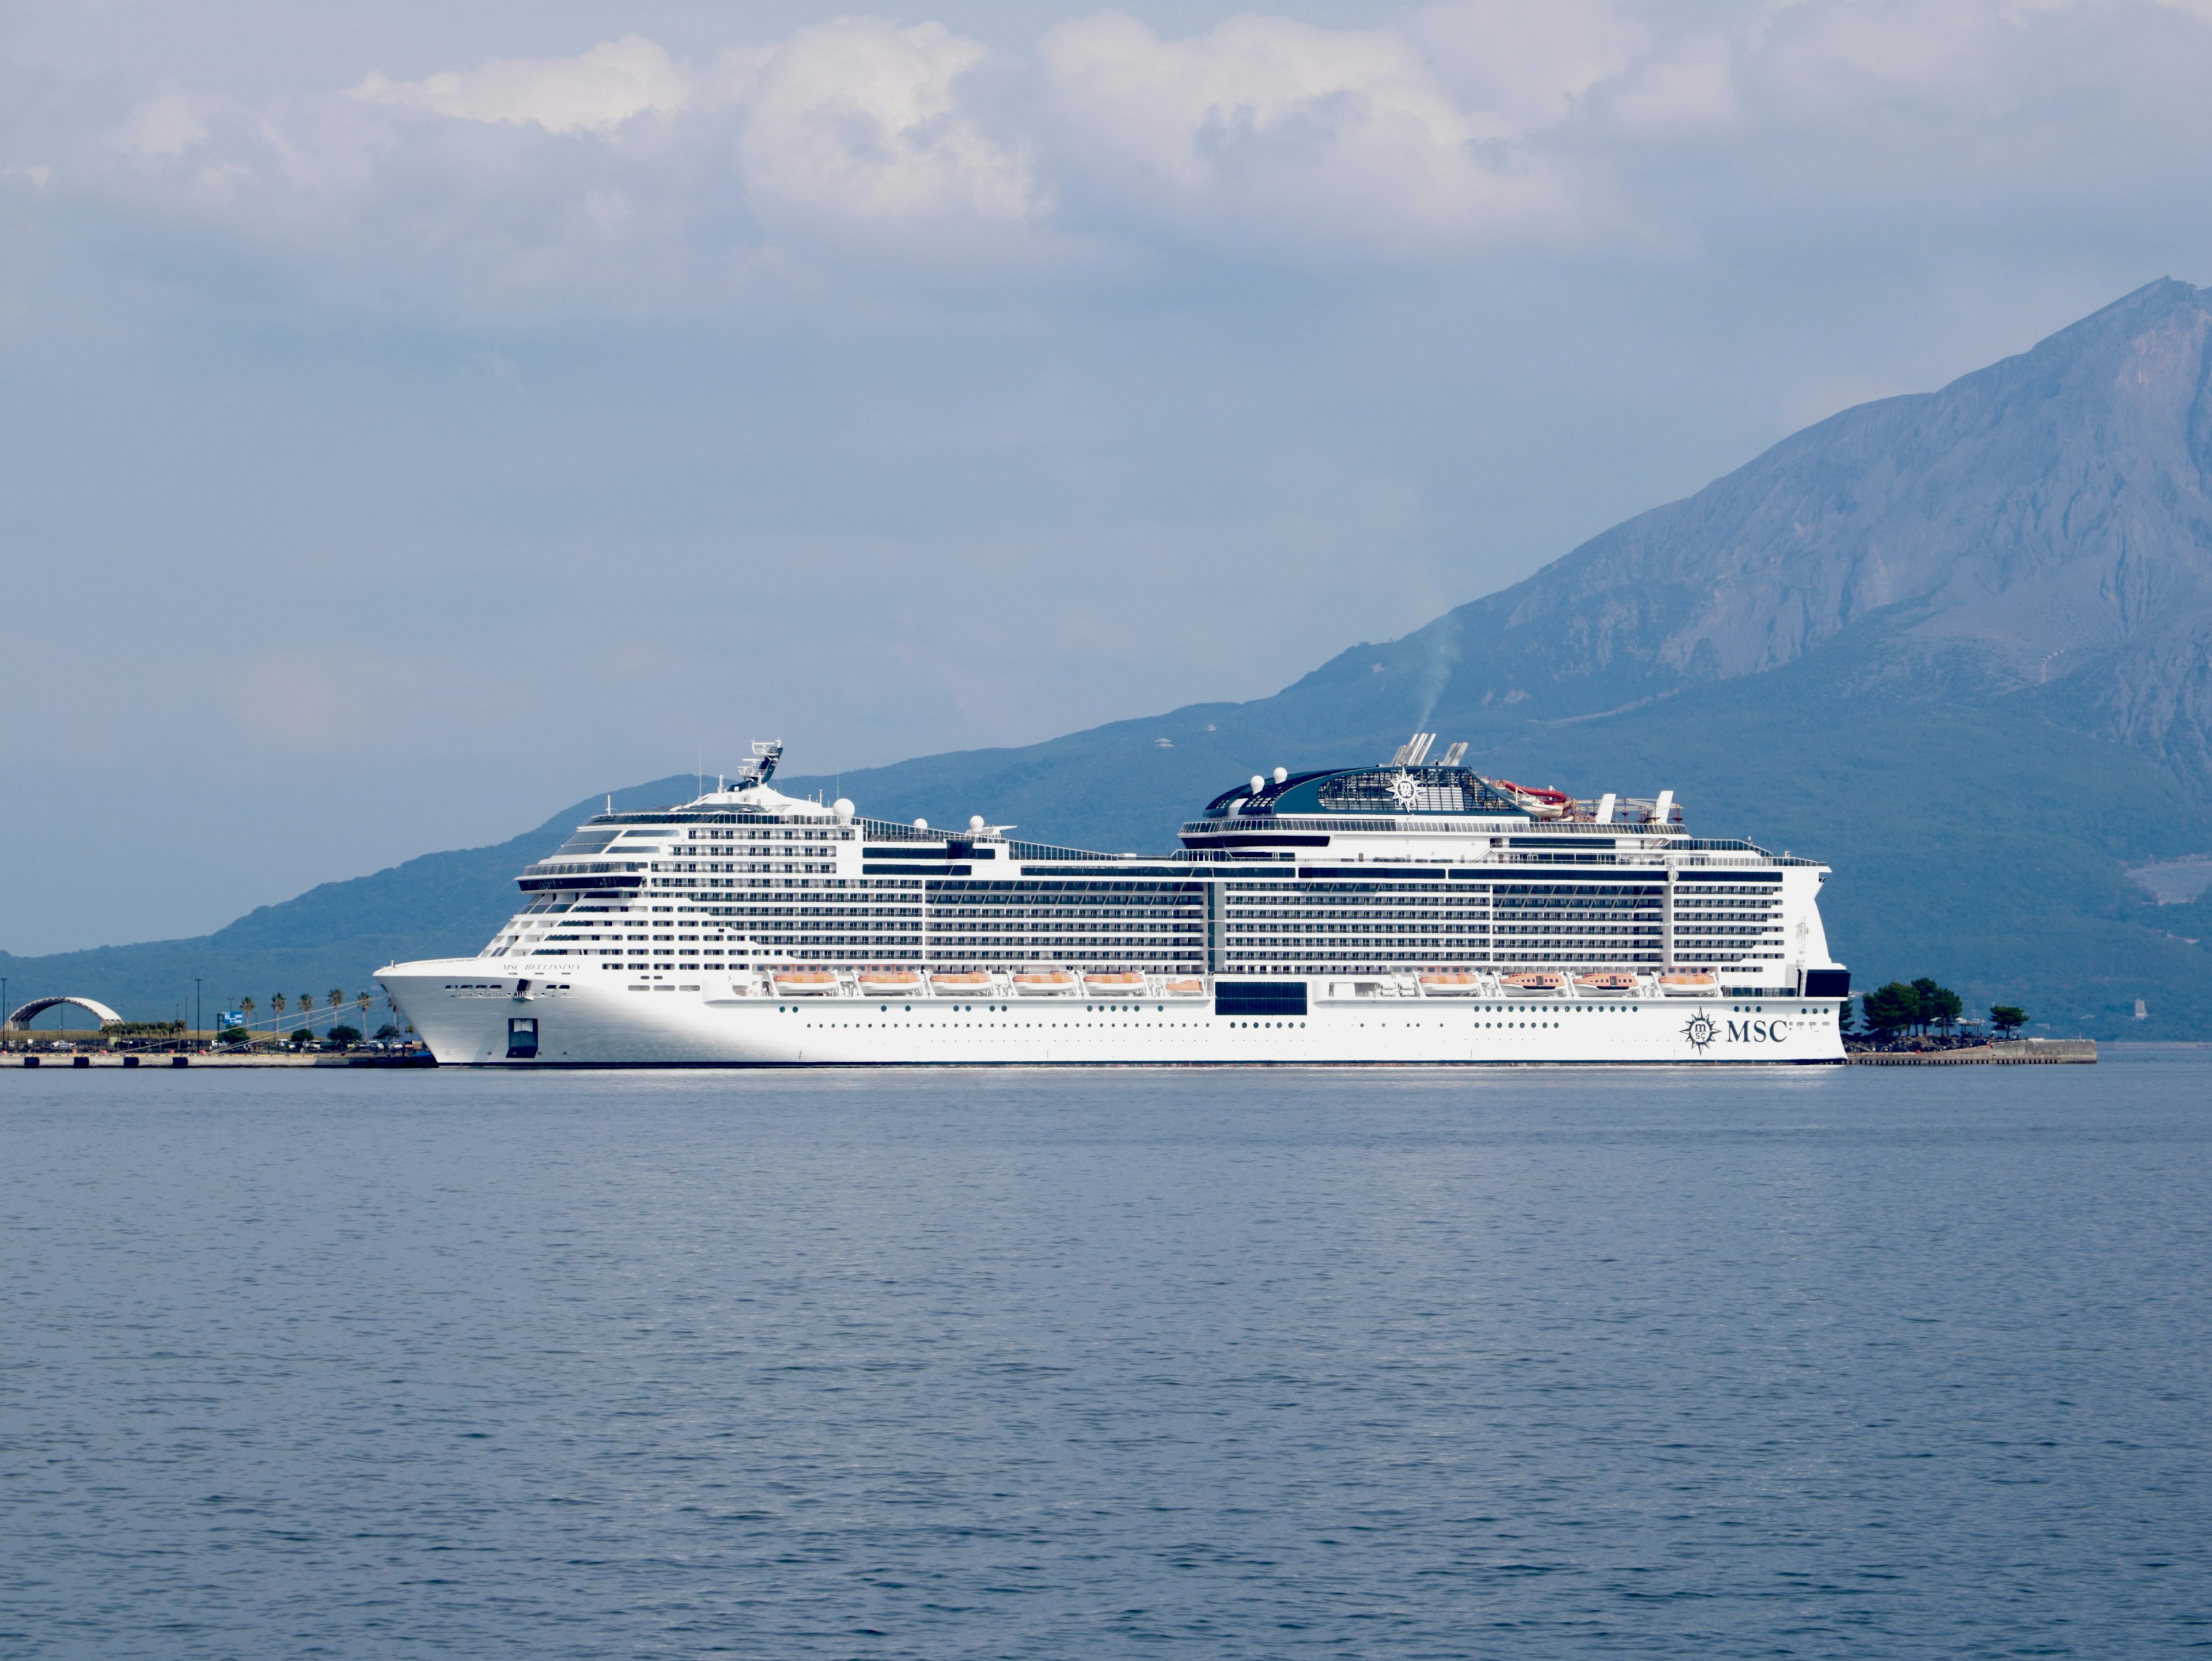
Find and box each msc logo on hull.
[1683,1013,1795,1053]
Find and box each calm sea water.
[3,1054,2208,1658]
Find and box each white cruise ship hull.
[380,961,1843,1066]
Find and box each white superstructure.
[379,738,1850,1066]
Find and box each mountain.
[13,279,2212,1038]
[0,777,695,1029]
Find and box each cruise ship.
[378,738,1850,1065]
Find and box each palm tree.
[356,991,372,1030]
[240,996,256,1040]
[328,989,344,1019]
[270,992,286,1029]
[298,992,316,1035]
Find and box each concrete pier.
[1850,1039,2097,1065]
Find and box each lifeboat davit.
[1012,970,1080,996]
[1499,971,1569,996]
[1083,973,1147,997]
[1657,970,1720,997]
[857,970,925,996]
[1161,978,1206,997]
[771,970,839,996]
[1574,973,1639,996]
[1416,971,1484,996]
[929,971,993,993]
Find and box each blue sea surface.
[2,1054,2208,1658]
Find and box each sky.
[7,0,2212,954]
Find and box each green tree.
[1862,982,1918,1037]
[1908,978,1960,1035]
[1914,978,1964,1034]
[327,1024,362,1048]
[1991,1005,2028,1038]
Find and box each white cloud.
[1038,10,1576,246]
[350,36,691,135]
[48,0,2212,308]
[1605,35,1740,136]
[738,20,1036,226]
[111,91,209,161]
[1406,0,1648,136]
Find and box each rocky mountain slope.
[1285,278,2212,754]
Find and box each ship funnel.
[1595,793,1616,824]
[1653,789,1675,823]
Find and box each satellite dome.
[914,818,929,830]
[969,815,986,832]
[833,798,854,823]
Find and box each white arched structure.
[5,996,124,1031]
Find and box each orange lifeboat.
[1012,970,1080,997]
[1416,971,1484,996]
[1161,978,1206,997]
[1499,971,1568,996]
[929,971,993,993]
[1083,973,1147,997]
[1574,973,1639,996]
[771,970,839,997]
[1657,970,1720,997]
[857,970,925,996]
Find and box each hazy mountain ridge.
[0,778,694,1025]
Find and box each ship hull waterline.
[380,961,1845,1068]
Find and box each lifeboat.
[1574,973,1640,996]
[1493,778,1575,820]
[1012,970,1080,997]
[1083,973,1147,997]
[1161,978,1206,997]
[770,970,839,997]
[857,970,925,996]
[1657,970,1720,997]
[929,971,993,993]
[1416,971,1484,996]
[1499,971,1568,996]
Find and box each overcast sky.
[7,0,2212,952]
